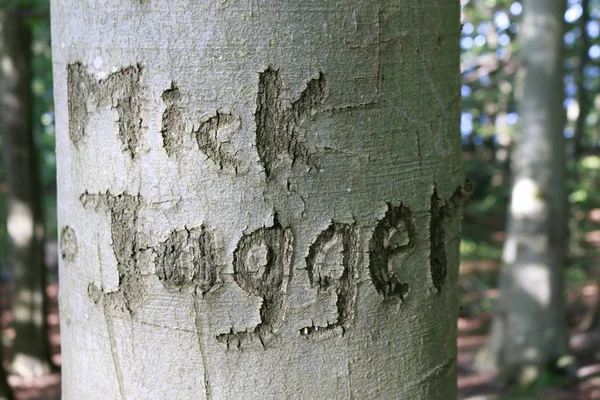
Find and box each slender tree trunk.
[0,352,13,400]
[479,0,568,384]
[1,8,53,377]
[573,0,590,158]
[52,1,465,398]
[0,375,13,400]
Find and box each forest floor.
[1,277,60,400]
[458,279,600,400]
[457,200,600,399]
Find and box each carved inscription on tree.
[66,63,466,349]
[217,219,293,348]
[254,68,326,177]
[80,191,146,312]
[301,223,358,337]
[369,204,417,301]
[155,225,218,295]
[67,63,144,158]
[160,83,241,170]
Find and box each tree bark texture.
[1,8,53,377]
[52,1,464,398]
[484,0,568,381]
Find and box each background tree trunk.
[479,0,569,384]
[1,7,53,377]
[573,0,590,159]
[0,354,13,400]
[52,1,464,398]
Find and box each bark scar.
[301,222,358,338]
[369,204,416,301]
[80,191,146,313]
[430,180,473,293]
[67,63,144,158]
[254,68,326,178]
[216,217,293,349]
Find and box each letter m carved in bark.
[67,63,144,158]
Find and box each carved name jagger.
[72,187,465,346]
[301,223,358,337]
[369,204,417,301]
[154,225,218,294]
[80,191,146,312]
[67,63,144,158]
[255,68,326,177]
[217,218,293,349]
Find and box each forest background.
[2,0,600,398]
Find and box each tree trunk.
[52,1,465,398]
[573,0,590,158]
[1,8,53,377]
[0,350,13,400]
[479,0,568,384]
[0,369,13,400]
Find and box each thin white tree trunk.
[52,1,465,398]
[481,0,568,383]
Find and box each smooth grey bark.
[479,0,569,384]
[52,1,465,398]
[1,8,53,377]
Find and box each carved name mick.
[67,63,324,175]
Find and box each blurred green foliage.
[0,1,54,274]
[460,0,600,282]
